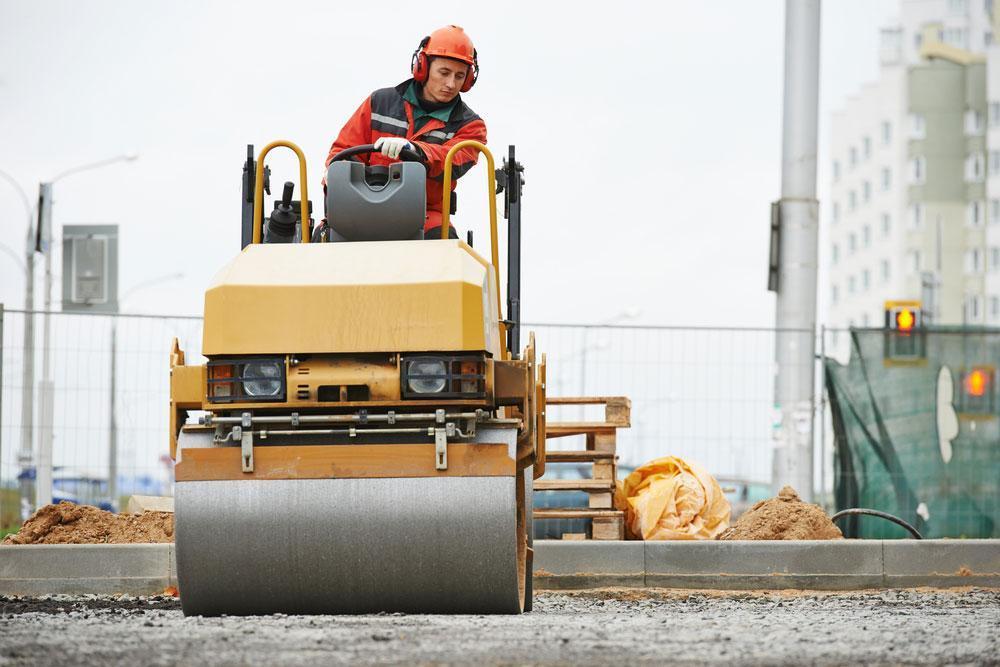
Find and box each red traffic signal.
[964,368,991,398]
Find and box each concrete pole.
[773,0,821,502]
[35,183,54,510]
[19,222,36,519]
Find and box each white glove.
[374,137,412,160]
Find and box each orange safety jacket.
[325,80,487,234]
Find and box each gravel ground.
[1,589,998,666]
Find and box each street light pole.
[34,153,138,511]
[0,168,37,520]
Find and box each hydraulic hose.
[831,508,923,539]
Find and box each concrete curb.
[1,540,997,596]
[0,544,176,596]
[533,539,1000,591]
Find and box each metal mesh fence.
[1,308,824,529]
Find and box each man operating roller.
[325,25,486,240]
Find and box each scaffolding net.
[825,328,999,538]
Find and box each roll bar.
[440,141,506,356]
[252,140,310,244]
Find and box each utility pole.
[36,183,54,511]
[1,168,37,520]
[772,0,821,501]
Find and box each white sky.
[1,0,897,326]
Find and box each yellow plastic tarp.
[614,456,731,540]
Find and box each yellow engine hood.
[202,240,500,356]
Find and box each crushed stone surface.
[2,502,174,545]
[1,589,997,666]
[718,485,844,540]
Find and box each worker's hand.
[373,137,413,160]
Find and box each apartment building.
[828,0,1000,332]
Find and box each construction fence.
[3,307,996,538]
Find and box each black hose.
[831,508,923,539]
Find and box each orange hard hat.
[411,25,479,92]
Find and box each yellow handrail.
[440,141,506,356]
[252,140,311,245]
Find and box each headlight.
[207,357,286,403]
[401,355,485,399]
[242,361,283,397]
[406,360,447,394]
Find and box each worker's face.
[422,58,468,103]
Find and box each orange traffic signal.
[896,308,915,332]
[964,369,990,397]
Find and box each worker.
[325,25,486,240]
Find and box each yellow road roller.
[169,139,545,615]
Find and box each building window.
[833,160,841,182]
[966,153,985,182]
[881,120,891,145]
[863,180,872,203]
[908,250,922,273]
[990,150,1000,174]
[908,203,923,229]
[909,113,926,139]
[849,146,858,168]
[881,167,891,191]
[863,224,872,247]
[966,110,985,135]
[862,312,871,327]
[991,199,1000,225]
[967,201,984,227]
[832,243,840,264]
[849,232,857,254]
[947,0,968,14]
[909,156,927,184]
[862,136,872,159]
[990,247,1000,272]
[944,27,969,48]
[849,190,858,211]
[862,269,871,290]
[990,102,1000,127]
[987,31,994,47]
[848,275,857,294]
[965,248,983,273]
[880,259,891,282]
[966,295,983,323]
[831,284,839,304]
[991,295,1000,320]
[881,212,891,236]
[833,202,840,223]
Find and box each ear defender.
[460,49,479,93]
[411,36,431,83]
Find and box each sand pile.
[3,501,174,545]
[717,486,843,540]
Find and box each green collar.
[404,82,457,123]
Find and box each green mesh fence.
[825,328,1000,539]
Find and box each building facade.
[828,0,1000,333]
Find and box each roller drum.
[175,476,523,616]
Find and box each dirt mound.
[3,501,174,545]
[717,486,843,540]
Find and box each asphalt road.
[1,589,997,666]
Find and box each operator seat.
[324,161,427,242]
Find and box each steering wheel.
[329,143,425,164]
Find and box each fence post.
[0,303,3,523]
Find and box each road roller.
[168,139,545,615]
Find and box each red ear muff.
[411,36,430,83]
[459,49,478,93]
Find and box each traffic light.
[957,366,996,416]
[883,300,926,364]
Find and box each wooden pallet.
[535,396,630,540]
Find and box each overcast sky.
[1,0,897,326]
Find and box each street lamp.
[34,153,138,512]
[1,167,37,520]
[108,272,183,509]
